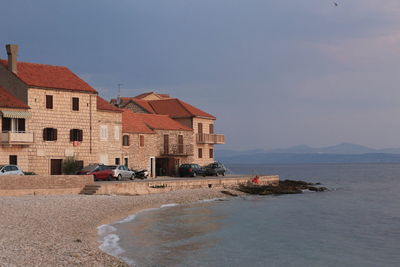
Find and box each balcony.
[161,144,194,156]
[196,133,225,144]
[1,131,34,145]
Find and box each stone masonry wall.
[122,133,158,170]
[96,110,123,165]
[192,117,215,166]
[27,88,98,174]
[0,175,93,196]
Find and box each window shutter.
[79,130,83,141]
[54,128,58,140]
[70,129,74,142]
[43,128,47,140]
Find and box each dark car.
[204,162,226,176]
[78,164,116,181]
[178,164,206,177]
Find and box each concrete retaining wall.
[0,175,93,196]
[95,175,279,195]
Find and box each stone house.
[0,44,119,174]
[113,92,225,166]
[121,109,193,177]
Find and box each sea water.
[99,163,400,266]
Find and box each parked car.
[112,165,135,180]
[0,165,24,175]
[178,164,206,177]
[77,164,115,181]
[204,162,226,176]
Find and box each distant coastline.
[217,143,400,164]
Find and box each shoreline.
[0,188,243,266]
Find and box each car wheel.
[130,174,135,180]
[222,172,225,176]
[117,174,122,181]
[215,172,219,177]
[108,175,113,181]
[192,172,197,177]
[94,175,98,181]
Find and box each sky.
[1,0,400,150]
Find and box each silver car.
[112,165,135,180]
[0,165,24,175]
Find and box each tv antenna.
[117,83,123,98]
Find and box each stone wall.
[96,110,123,165]
[192,117,215,166]
[0,175,93,196]
[122,132,158,170]
[95,175,279,195]
[27,88,98,174]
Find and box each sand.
[0,188,240,266]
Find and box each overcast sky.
[2,0,400,150]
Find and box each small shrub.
[62,157,79,175]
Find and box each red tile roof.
[97,96,122,112]
[122,110,192,134]
[0,60,97,93]
[0,86,30,109]
[122,110,155,134]
[130,98,156,113]
[139,113,192,131]
[148,98,216,119]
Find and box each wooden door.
[164,135,169,154]
[178,135,184,154]
[51,159,63,175]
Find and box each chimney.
[5,44,18,74]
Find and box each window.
[209,148,214,158]
[72,97,79,111]
[100,125,108,141]
[9,155,17,165]
[114,126,120,141]
[123,135,130,146]
[139,135,145,147]
[43,128,57,141]
[115,158,120,165]
[2,118,25,132]
[198,123,203,134]
[198,148,203,158]
[70,129,83,142]
[46,95,53,109]
[209,124,214,134]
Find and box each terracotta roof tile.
[122,110,155,134]
[122,110,192,134]
[134,92,170,99]
[0,60,97,93]
[96,96,122,112]
[0,86,30,109]
[148,98,216,119]
[139,113,192,131]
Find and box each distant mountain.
[215,143,400,164]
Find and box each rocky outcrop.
[237,179,328,195]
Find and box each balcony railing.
[196,133,225,144]
[1,131,34,145]
[161,144,194,156]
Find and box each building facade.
[0,44,224,176]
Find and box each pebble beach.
[0,189,238,267]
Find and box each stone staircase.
[80,184,101,195]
